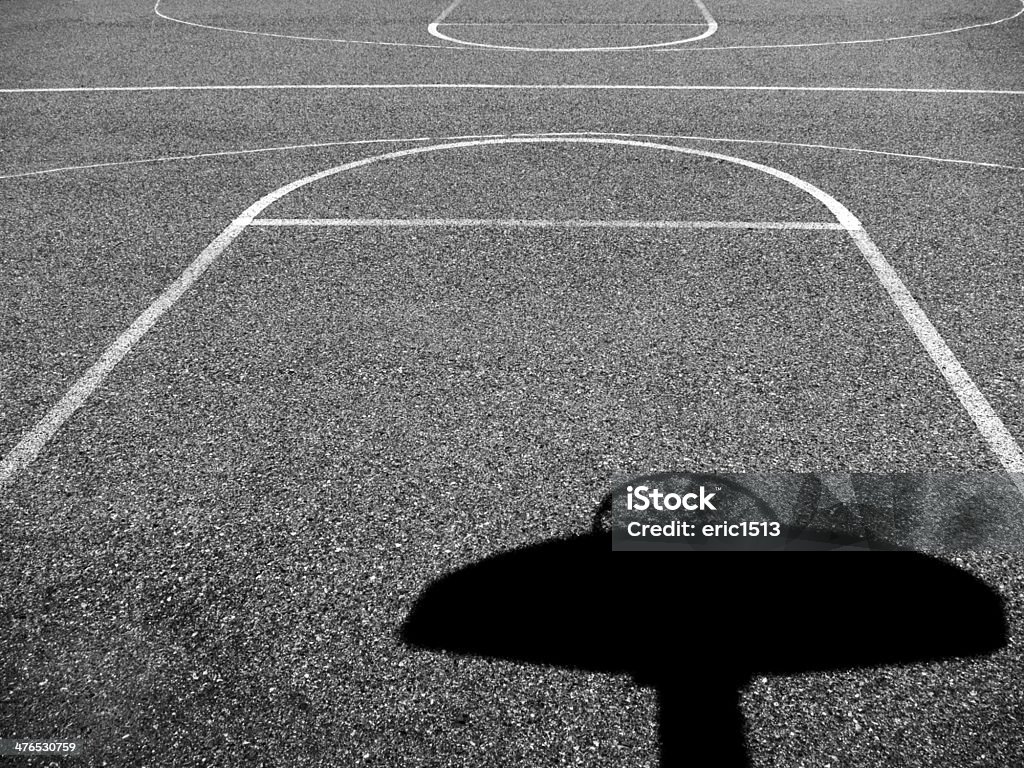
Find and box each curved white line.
[427,0,717,52]
[2,137,1022,489]
[664,0,1024,52]
[153,0,1023,53]
[2,131,1020,183]
[153,0,462,50]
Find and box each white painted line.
[154,0,1024,53]
[846,227,1024,498]
[3,131,1020,183]
[3,84,1023,95]
[0,135,483,181]
[1,130,1019,186]
[153,0,460,49]
[662,0,1024,52]
[443,22,708,26]
[430,0,465,29]
[3,137,1023,494]
[249,217,845,230]
[0,213,254,488]
[549,131,1024,172]
[427,0,717,51]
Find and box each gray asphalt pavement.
[2,1,1024,766]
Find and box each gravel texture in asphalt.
[2,0,1024,766]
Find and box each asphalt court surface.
[0,0,1022,85]
[2,0,1024,766]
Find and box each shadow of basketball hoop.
[401,477,1007,767]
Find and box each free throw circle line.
[2,137,1022,492]
[427,0,717,51]
[441,22,709,26]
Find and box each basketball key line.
[249,218,846,229]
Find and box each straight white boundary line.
[3,131,1021,183]
[4,83,1023,95]
[249,218,845,230]
[3,137,1023,493]
[427,0,717,51]
[662,0,1024,52]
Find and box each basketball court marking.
[3,84,1022,95]
[153,0,459,49]
[151,0,1024,52]
[0,135,503,182]
[2,137,1022,494]
[561,132,1024,171]
[440,23,707,26]
[661,0,1024,52]
[249,218,844,230]
[427,0,717,51]
[2,131,1021,183]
